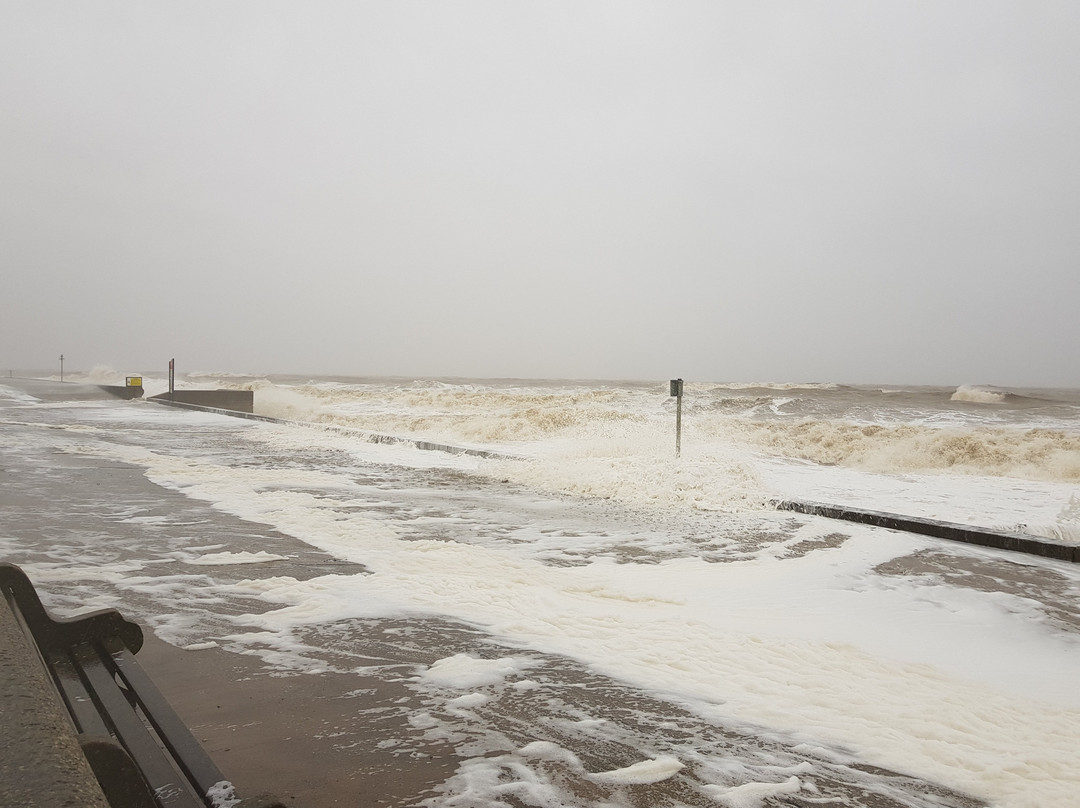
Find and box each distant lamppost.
[59,354,64,382]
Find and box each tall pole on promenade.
[669,378,684,458]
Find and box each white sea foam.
[187,551,289,566]
[204,780,240,808]
[488,433,767,513]
[245,422,484,471]
[216,535,1080,807]
[418,654,537,690]
[0,384,40,404]
[84,423,1075,804]
[703,775,802,807]
[183,641,221,651]
[588,755,684,784]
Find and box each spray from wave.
[55,365,127,384]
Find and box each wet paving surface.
[7,384,1074,806]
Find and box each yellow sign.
[126,376,143,387]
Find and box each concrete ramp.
[0,379,121,402]
[0,378,145,402]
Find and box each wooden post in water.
[59,354,64,382]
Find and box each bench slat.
[107,639,229,800]
[49,648,112,737]
[73,642,206,808]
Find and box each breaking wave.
[951,385,1010,404]
[226,377,1080,485]
[706,382,841,391]
[249,381,644,444]
[731,420,1080,483]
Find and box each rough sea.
[2,370,1078,808]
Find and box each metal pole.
[669,378,684,458]
[675,393,682,458]
[169,358,175,401]
[59,354,64,382]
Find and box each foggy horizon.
[4,3,1078,388]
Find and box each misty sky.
[2,2,1078,386]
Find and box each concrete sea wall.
[148,390,254,413]
[99,385,144,400]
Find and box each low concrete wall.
[99,385,144,400]
[774,499,1078,563]
[148,390,254,414]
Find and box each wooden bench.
[0,562,284,808]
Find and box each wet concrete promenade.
[2,377,1076,807]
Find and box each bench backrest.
[0,563,234,808]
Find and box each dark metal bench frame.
[1,562,268,808]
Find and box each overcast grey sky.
[2,2,1078,386]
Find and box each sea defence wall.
[98,384,144,400]
[774,499,1078,563]
[148,390,254,413]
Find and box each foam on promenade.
[147,396,525,461]
[150,394,1075,563]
